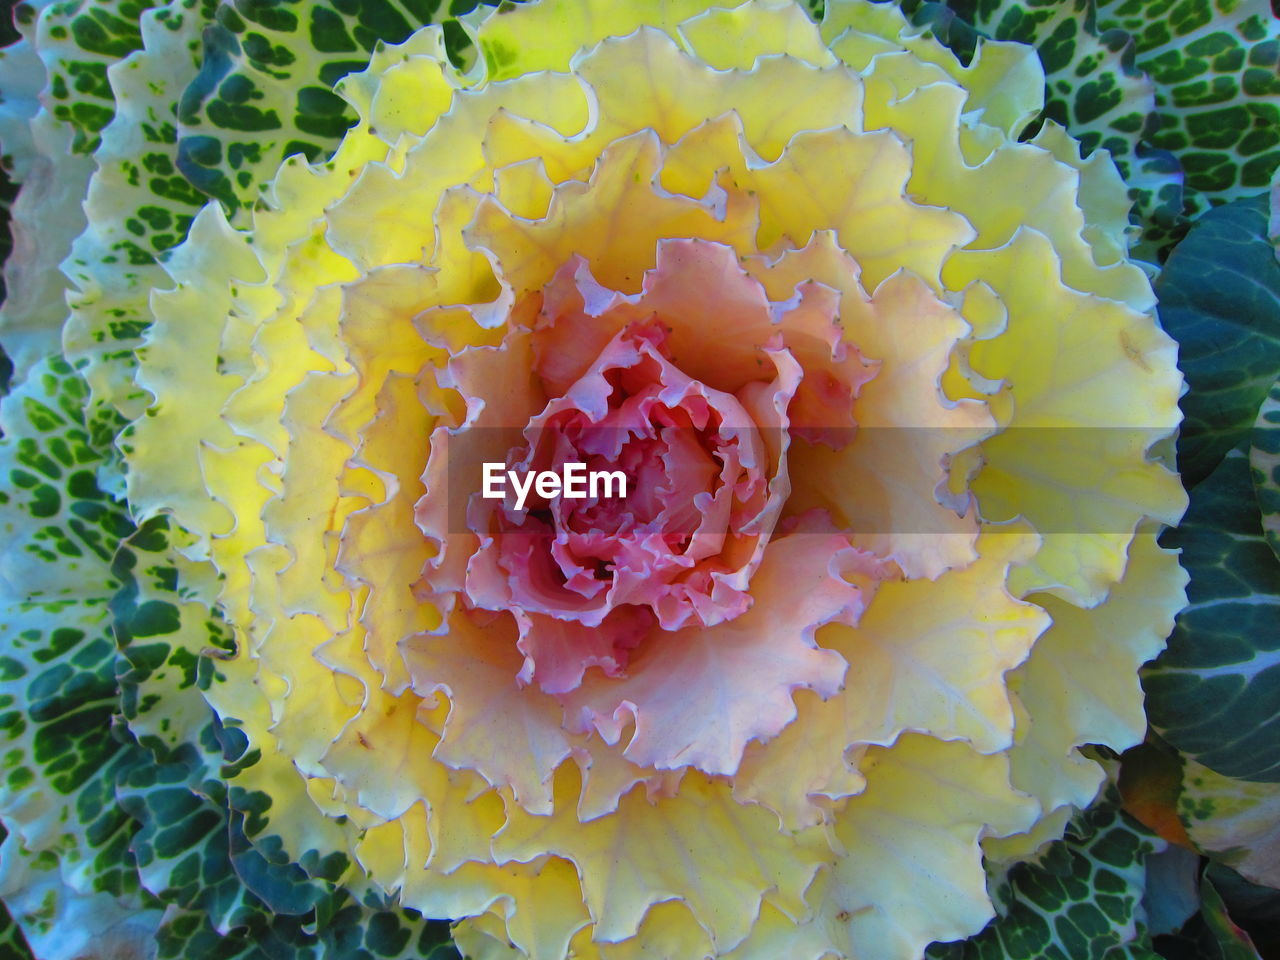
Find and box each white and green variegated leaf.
[60,1,212,424]
[0,364,460,953]
[109,516,461,959]
[0,354,153,946]
[903,0,1280,259]
[1249,373,1280,565]
[0,2,97,382]
[927,792,1163,960]
[0,355,130,601]
[59,0,517,429]
[0,824,152,960]
[1095,0,1280,223]
[906,0,1183,258]
[174,0,511,221]
[118,729,461,959]
[35,0,175,157]
[1179,756,1280,891]
[3,0,206,383]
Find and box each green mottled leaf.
[0,828,33,960]
[174,0,516,221]
[1179,755,1280,890]
[0,0,157,393]
[1249,373,1280,564]
[61,0,211,425]
[927,793,1162,960]
[0,355,131,597]
[1155,195,1280,487]
[107,517,459,958]
[111,516,235,754]
[901,0,1183,259]
[1144,446,1280,781]
[122,733,459,960]
[906,0,1280,258]
[0,5,98,381]
[1096,0,1280,222]
[0,355,161,954]
[36,0,162,156]
[0,824,153,960]
[0,351,453,955]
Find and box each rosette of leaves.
[0,0,1276,958]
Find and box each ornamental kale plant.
[0,1,1277,959]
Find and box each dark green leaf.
[1157,195,1280,486]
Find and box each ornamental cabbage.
[0,1,1193,958]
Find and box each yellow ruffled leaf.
[823,0,1044,137]
[991,530,1187,862]
[474,0,748,80]
[735,528,1046,829]
[494,764,826,950]
[679,0,835,69]
[401,612,574,815]
[746,233,988,579]
[943,230,1184,604]
[821,736,1037,957]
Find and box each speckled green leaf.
[914,0,1182,246]
[1144,445,1280,781]
[60,0,212,426]
[0,2,97,382]
[59,0,518,428]
[927,792,1162,960]
[900,0,1183,260]
[118,736,289,936]
[34,0,165,156]
[110,516,235,755]
[112,525,358,911]
[0,829,34,960]
[0,822,155,960]
[0,355,133,810]
[107,516,460,958]
[174,0,516,221]
[1178,755,1280,890]
[1155,195,1280,487]
[117,719,460,960]
[1122,145,1188,260]
[0,344,462,955]
[0,353,162,955]
[151,892,459,960]
[1096,0,1280,221]
[1249,373,1280,564]
[906,0,1156,156]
